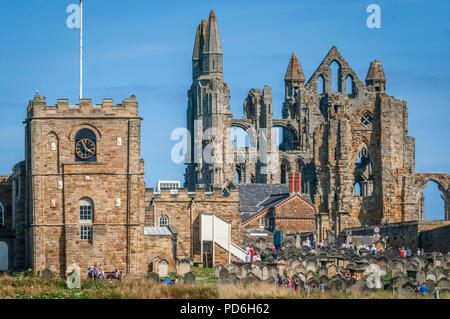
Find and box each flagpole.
[80,0,83,100]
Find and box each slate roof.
[238,183,315,223]
[238,183,289,209]
[144,227,173,236]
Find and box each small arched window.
[317,75,325,94]
[79,198,93,222]
[330,60,341,92]
[346,75,354,95]
[159,215,169,228]
[0,203,4,226]
[75,128,97,162]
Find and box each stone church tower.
[185,10,233,190]
[24,95,146,275]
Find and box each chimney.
[288,173,302,194]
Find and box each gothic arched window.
[75,128,97,162]
[159,215,169,228]
[354,147,374,197]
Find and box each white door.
[0,242,8,270]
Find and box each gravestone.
[178,259,191,276]
[327,264,337,278]
[42,268,53,280]
[184,271,196,285]
[214,264,224,279]
[148,272,160,283]
[416,270,426,284]
[306,270,315,281]
[227,273,239,285]
[219,267,229,279]
[438,278,450,289]
[243,272,260,285]
[426,272,437,283]
[158,259,169,278]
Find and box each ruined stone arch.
[273,124,299,151]
[405,173,450,221]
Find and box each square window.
[80,205,92,221]
[80,226,92,241]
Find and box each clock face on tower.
[75,138,96,161]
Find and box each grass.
[384,268,392,285]
[190,267,213,278]
[0,273,447,299]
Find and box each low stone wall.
[342,221,450,253]
[419,224,450,254]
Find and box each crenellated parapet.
[146,187,239,202]
[26,94,139,119]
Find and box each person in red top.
[400,249,407,258]
[249,247,254,256]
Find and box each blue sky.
[0,0,448,220]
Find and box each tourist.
[304,282,310,297]
[414,282,420,296]
[434,283,440,299]
[400,248,407,258]
[98,267,106,280]
[285,276,291,288]
[294,277,300,293]
[245,252,251,263]
[311,239,316,249]
[245,246,250,254]
[249,246,255,256]
[252,253,258,262]
[319,280,325,294]
[92,265,98,279]
[277,274,283,287]
[260,251,267,262]
[417,248,421,256]
[345,270,351,279]
[306,237,311,249]
[88,267,95,279]
[420,248,426,256]
[352,272,357,280]
[371,246,376,255]
[419,282,428,296]
[406,247,412,258]
[272,248,278,261]
[113,268,121,280]
[174,276,181,285]
[163,276,171,285]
